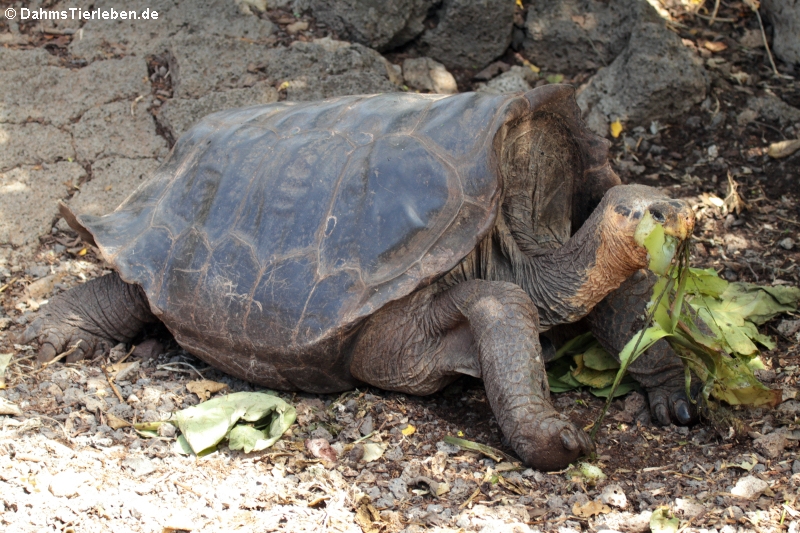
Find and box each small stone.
[792,460,800,474]
[597,511,652,533]
[674,497,705,518]
[777,319,800,337]
[310,426,333,442]
[731,475,769,499]
[108,343,128,362]
[779,237,795,250]
[122,456,156,478]
[600,484,628,509]
[547,495,565,510]
[359,414,373,436]
[725,506,744,520]
[753,431,788,459]
[778,400,800,415]
[286,20,309,34]
[384,445,403,462]
[402,57,458,94]
[158,423,177,438]
[436,440,460,455]
[388,478,408,500]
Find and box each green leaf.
[174,434,193,455]
[650,508,680,533]
[582,344,619,371]
[228,425,270,453]
[718,282,800,325]
[572,354,616,389]
[618,325,671,368]
[634,211,679,276]
[709,356,782,407]
[552,331,596,361]
[686,267,729,297]
[173,391,296,455]
[545,73,564,84]
[591,379,638,398]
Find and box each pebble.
[122,456,156,478]
[753,431,788,459]
[384,446,404,461]
[778,319,800,337]
[793,460,800,474]
[436,440,460,455]
[779,237,795,250]
[387,478,408,500]
[674,497,705,518]
[730,475,768,499]
[359,414,373,436]
[600,484,628,509]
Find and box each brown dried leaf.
[106,412,131,429]
[354,497,382,533]
[767,139,800,159]
[186,379,228,401]
[704,41,728,52]
[572,500,612,518]
[724,173,747,215]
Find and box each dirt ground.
[1,1,799,532]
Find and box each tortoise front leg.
[20,273,156,363]
[351,279,594,470]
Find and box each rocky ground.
[1,1,799,532]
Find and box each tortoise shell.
[69,85,614,391]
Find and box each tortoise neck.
[443,200,646,330]
[524,204,647,328]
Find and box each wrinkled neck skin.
[442,199,648,330]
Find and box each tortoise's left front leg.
[350,279,594,470]
[20,273,156,363]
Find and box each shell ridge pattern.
[292,280,321,347]
[313,146,365,281]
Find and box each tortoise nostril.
[649,208,666,223]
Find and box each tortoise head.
[555,184,695,321]
[594,184,695,275]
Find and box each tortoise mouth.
[634,201,695,275]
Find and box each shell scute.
[192,235,262,342]
[154,227,211,320]
[320,134,456,285]
[233,131,355,263]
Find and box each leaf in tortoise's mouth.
[633,210,681,276]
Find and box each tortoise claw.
[561,428,579,451]
[647,384,701,426]
[673,397,693,426]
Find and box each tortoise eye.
[649,208,666,223]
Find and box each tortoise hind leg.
[20,272,156,363]
[350,279,594,470]
[587,270,700,426]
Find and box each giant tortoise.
[23,85,696,470]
